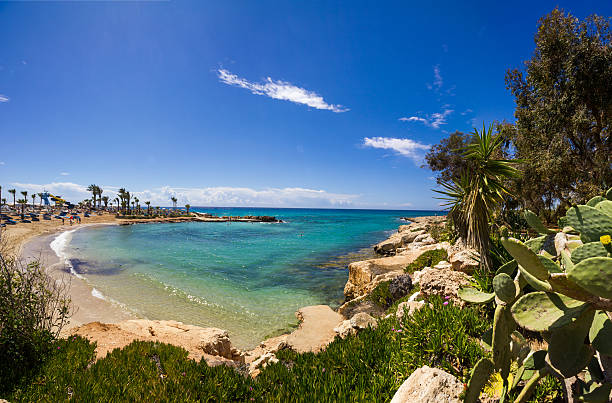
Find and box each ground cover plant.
[404,248,447,273]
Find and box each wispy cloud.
[0,95,9,103]
[11,182,359,208]
[426,65,443,92]
[60,172,70,176]
[363,137,430,164]
[217,69,348,113]
[398,108,454,129]
[0,161,5,166]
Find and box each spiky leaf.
[493,273,516,303]
[547,308,595,378]
[571,242,609,264]
[501,238,549,281]
[567,257,612,299]
[565,205,612,243]
[464,358,495,403]
[457,286,495,304]
[511,292,589,332]
[589,310,612,355]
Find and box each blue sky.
[1,1,610,209]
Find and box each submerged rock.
[390,366,463,403]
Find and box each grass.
[404,248,448,273]
[5,297,562,402]
[367,280,393,308]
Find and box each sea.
[51,207,442,349]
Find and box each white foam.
[91,288,106,300]
[49,229,83,279]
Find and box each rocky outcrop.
[418,267,473,306]
[71,320,244,365]
[447,238,479,273]
[390,366,464,403]
[337,295,385,319]
[388,274,413,300]
[334,312,377,339]
[396,300,425,321]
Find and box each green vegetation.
[7,298,485,402]
[459,187,612,402]
[404,248,447,273]
[368,280,393,308]
[0,252,71,395]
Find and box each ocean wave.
[49,229,84,279]
[91,288,105,300]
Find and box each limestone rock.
[419,268,472,306]
[396,300,425,321]
[248,352,280,376]
[333,320,356,339]
[448,249,479,273]
[344,255,416,299]
[390,366,464,403]
[349,312,377,329]
[433,260,452,270]
[388,274,413,300]
[337,295,385,319]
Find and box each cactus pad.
[571,242,608,264]
[524,210,554,234]
[457,286,495,304]
[565,205,612,243]
[560,250,574,270]
[595,199,612,217]
[495,259,517,277]
[547,308,595,378]
[589,310,612,355]
[492,305,514,378]
[538,255,562,274]
[587,196,606,207]
[567,257,612,299]
[464,358,495,403]
[502,238,549,280]
[607,187,612,200]
[493,273,516,303]
[511,292,589,332]
[524,234,556,256]
[518,265,552,292]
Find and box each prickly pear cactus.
[460,186,612,403]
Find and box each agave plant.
[436,123,520,269]
[459,187,612,402]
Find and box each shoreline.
[13,212,444,366]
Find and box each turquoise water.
[63,208,441,348]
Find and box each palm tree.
[8,189,16,208]
[37,193,44,207]
[145,201,151,216]
[134,197,139,214]
[171,196,177,208]
[436,123,520,270]
[101,196,109,209]
[185,204,191,215]
[87,184,100,209]
[17,199,27,218]
[21,191,28,210]
[31,194,36,209]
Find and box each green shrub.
[404,248,448,273]
[0,252,71,394]
[367,280,393,308]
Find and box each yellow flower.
[601,235,612,245]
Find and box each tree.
[101,196,109,209]
[31,194,36,209]
[505,8,612,220]
[20,191,28,208]
[97,187,103,209]
[185,204,190,215]
[437,124,520,269]
[171,197,177,208]
[8,189,15,209]
[37,193,43,207]
[424,131,475,183]
[87,185,98,209]
[145,201,151,216]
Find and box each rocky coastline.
[117,212,280,225]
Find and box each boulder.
[390,366,464,403]
[396,300,425,321]
[433,260,452,270]
[413,233,430,243]
[333,320,356,339]
[337,295,385,319]
[388,274,413,300]
[448,249,479,273]
[418,268,473,306]
[349,312,377,329]
[344,255,416,299]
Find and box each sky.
[0,0,610,209]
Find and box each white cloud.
[0,95,9,103]
[10,182,359,208]
[433,65,443,90]
[399,108,453,129]
[363,137,430,164]
[60,172,70,176]
[217,69,348,113]
[0,161,5,165]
